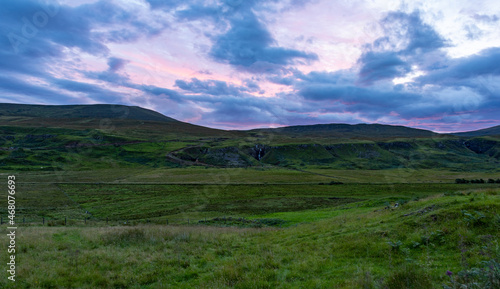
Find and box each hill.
[0,103,177,122]
[453,125,500,137]
[0,103,499,171]
[252,123,438,139]
[0,103,236,140]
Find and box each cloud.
[175,0,317,73]
[0,0,174,105]
[0,75,77,103]
[418,47,500,84]
[174,77,262,96]
[145,0,184,10]
[175,78,241,96]
[209,12,317,72]
[357,10,447,85]
[358,51,411,84]
[0,1,499,133]
[50,78,124,103]
[472,13,499,23]
[85,57,131,85]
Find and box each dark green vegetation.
[452,125,500,137]
[1,103,500,172]
[0,103,177,122]
[0,104,499,288]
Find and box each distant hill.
[0,103,177,122]
[0,103,234,139]
[251,123,438,139]
[453,125,500,137]
[0,103,499,171]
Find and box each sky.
[0,0,499,132]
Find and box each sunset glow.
[1,0,499,132]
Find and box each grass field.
[0,183,498,288]
[2,97,500,288]
[0,167,498,288]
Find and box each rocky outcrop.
[464,139,498,154]
[248,144,269,160]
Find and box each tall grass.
[0,189,498,288]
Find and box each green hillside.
[0,103,177,122]
[251,123,438,139]
[453,125,500,137]
[0,103,499,172]
[0,103,499,288]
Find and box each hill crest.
[0,103,177,122]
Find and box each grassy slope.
[453,125,500,137]
[1,104,499,172]
[0,104,499,287]
[0,188,498,288]
[0,103,177,122]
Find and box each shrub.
[444,259,500,289]
[462,210,486,227]
[387,240,403,251]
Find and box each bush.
[462,210,486,227]
[444,259,500,289]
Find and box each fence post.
[166,219,168,225]
[188,219,190,225]
[106,217,108,225]
[43,217,45,225]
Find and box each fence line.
[0,215,282,227]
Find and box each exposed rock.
[464,139,498,154]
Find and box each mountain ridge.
[1,103,499,137]
[0,103,177,123]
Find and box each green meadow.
[0,108,499,288]
[1,168,499,288]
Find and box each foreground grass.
[1,189,498,288]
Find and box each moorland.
[0,103,498,288]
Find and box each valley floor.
[0,168,499,288]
